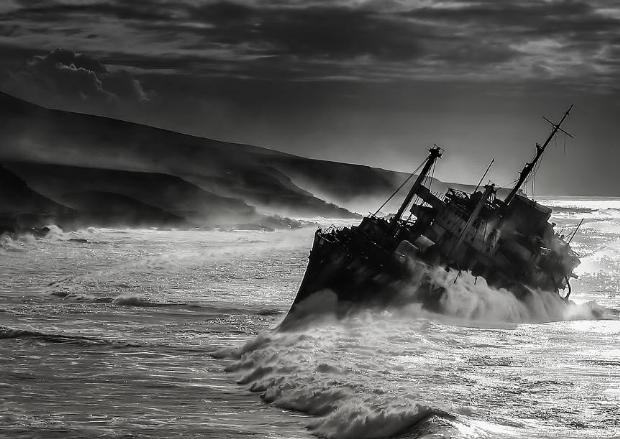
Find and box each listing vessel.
[283,106,580,323]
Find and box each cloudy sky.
[1,0,619,195]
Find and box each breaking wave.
[223,302,549,439]
[224,261,612,438]
[0,231,35,251]
[223,329,461,439]
[0,325,136,347]
[418,266,609,322]
[544,198,620,220]
[0,225,94,250]
[284,262,611,332]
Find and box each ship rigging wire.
[525,127,572,197]
[372,158,427,216]
[426,159,437,193]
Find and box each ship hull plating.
[282,225,548,328]
[282,227,448,327]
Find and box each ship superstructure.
[284,107,580,323]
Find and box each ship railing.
[446,188,470,200]
[320,225,347,245]
[324,225,339,234]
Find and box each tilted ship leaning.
[284,106,580,323]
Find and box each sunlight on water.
[0,201,619,438]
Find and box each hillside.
[0,91,357,219]
[0,164,75,232]
[0,91,488,228]
[4,162,258,226]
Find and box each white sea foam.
[226,329,458,439]
[0,210,617,438]
[422,267,606,322]
[227,258,613,438]
[112,295,155,307]
[0,230,35,250]
[2,197,619,438]
[226,307,548,439]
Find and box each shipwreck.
[283,106,581,324]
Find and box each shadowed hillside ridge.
[0,163,193,229]
[0,164,71,215]
[60,191,187,228]
[0,91,492,219]
[4,161,261,226]
[0,164,77,232]
[0,91,359,218]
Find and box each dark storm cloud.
[189,3,425,61]
[410,0,620,41]
[1,0,619,197]
[3,49,150,114]
[1,0,618,86]
[9,0,175,22]
[411,0,591,24]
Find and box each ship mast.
[504,105,574,205]
[392,145,442,226]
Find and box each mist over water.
[1,199,619,438]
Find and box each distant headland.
[0,91,484,234]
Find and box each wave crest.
[225,329,461,439]
[425,267,607,323]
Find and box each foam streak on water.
[0,200,619,438]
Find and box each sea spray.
[227,263,613,438]
[225,319,462,439]
[283,257,608,332]
[425,267,606,322]
[1,223,616,438]
[0,230,36,250]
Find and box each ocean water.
[1,199,619,438]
